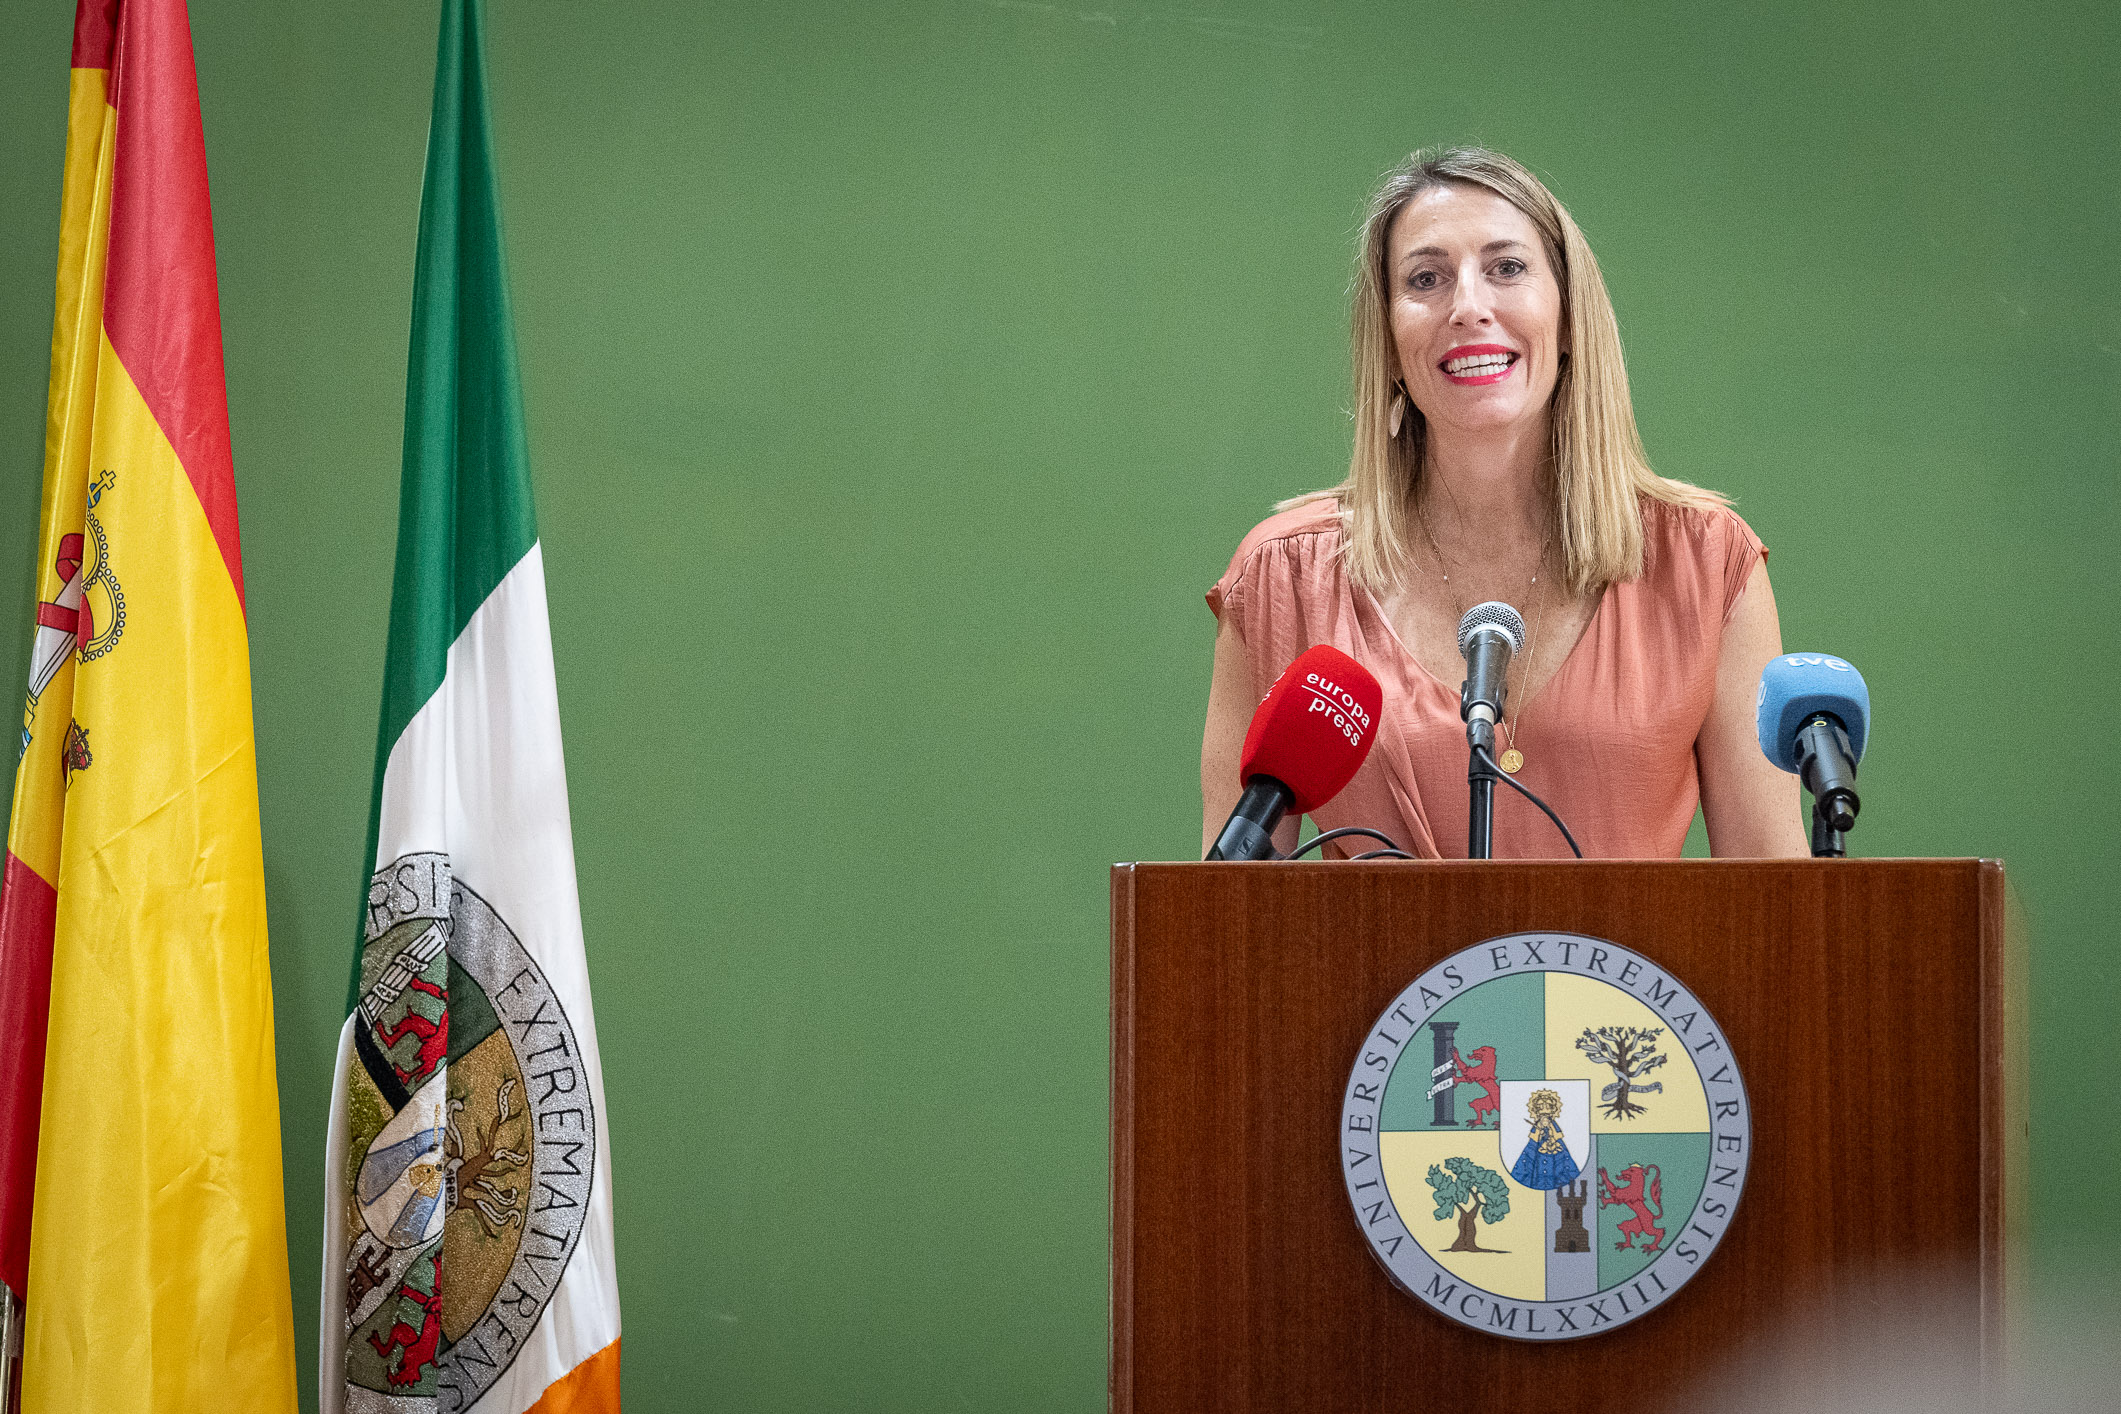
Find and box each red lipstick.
[1439,343,1519,386]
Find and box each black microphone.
[1796,720,1860,832]
[1457,602,1525,756]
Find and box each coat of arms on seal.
[19,470,123,757]
[339,852,597,1409]
[1341,932,1750,1340]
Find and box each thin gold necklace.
[1497,587,1546,774]
[1412,499,1549,774]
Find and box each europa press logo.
[1297,668,1372,749]
[1340,933,1751,1340]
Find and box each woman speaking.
[1202,148,1806,860]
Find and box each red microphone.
[1208,645,1383,860]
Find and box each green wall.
[2,1,2114,1408]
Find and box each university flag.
[0,1,300,1410]
[318,1,621,1409]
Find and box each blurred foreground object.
[1661,1261,2119,1413]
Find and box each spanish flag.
[317,2,621,1410]
[0,1,298,1410]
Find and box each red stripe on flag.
[73,0,117,68]
[103,0,245,609]
[0,853,59,1298]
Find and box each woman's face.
[1386,183,1565,443]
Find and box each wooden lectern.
[1110,860,2023,1412]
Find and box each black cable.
[1472,744,1584,859]
[1351,848,1416,860]
[1288,825,1406,860]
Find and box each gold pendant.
[1499,748,1524,774]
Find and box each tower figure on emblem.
[1508,1088,1581,1190]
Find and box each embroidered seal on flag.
[1340,932,1750,1340]
[75,470,125,664]
[340,851,598,1408]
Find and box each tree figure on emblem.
[1509,1088,1581,1189]
[1426,1156,1511,1253]
[1576,1025,1667,1120]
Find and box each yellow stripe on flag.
[22,336,295,1410]
[11,71,112,887]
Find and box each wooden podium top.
[1110,860,2022,1412]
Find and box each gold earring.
[1388,387,1407,438]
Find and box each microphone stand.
[1,1286,18,1414]
[1466,717,1499,860]
[1809,807,1846,860]
[1455,607,1524,862]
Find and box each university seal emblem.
[340,852,597,1410]
[1340,932,1750,1340]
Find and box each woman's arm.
[1202,617,1300,859]
[1698,557,1809,857]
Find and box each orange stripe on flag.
[524,1339,621,1414]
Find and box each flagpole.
[0,1286,20,1414]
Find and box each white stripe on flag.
[328,544,618,1414]
[320,1013,358,1414]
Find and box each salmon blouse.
[1207,497,1766,860]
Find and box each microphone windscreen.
[1457,601,1526,655]
[1239,645,1384,814]
[1755,653,1870,772]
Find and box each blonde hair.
[1286,146,1724,595]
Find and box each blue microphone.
[1756,654,1869,856]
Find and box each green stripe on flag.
[355,0,538,1005]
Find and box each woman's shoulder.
[1640,494,1764,559]
[1208,495,1345,618]
[1223,495,1345,574]
[1636,494,1766,619]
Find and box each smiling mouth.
[1440,348,1519,384]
